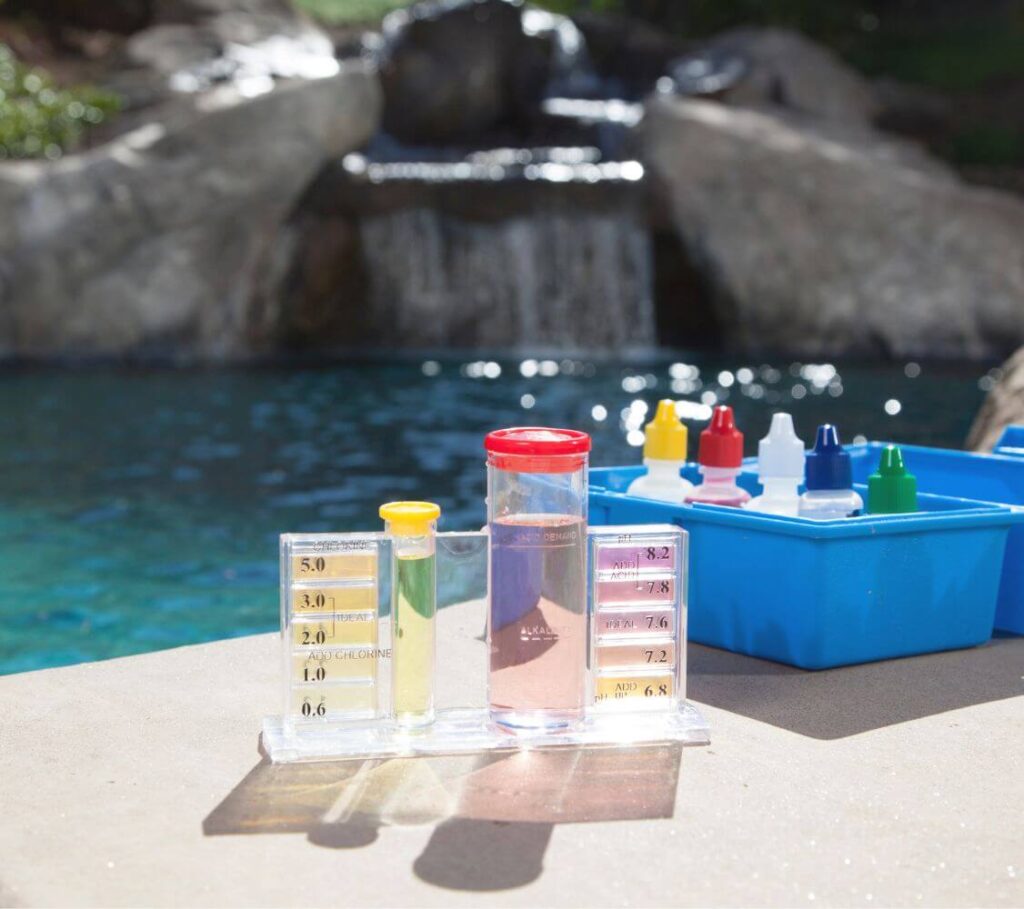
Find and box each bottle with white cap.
[626,399,694,503]
[744,413,805,517]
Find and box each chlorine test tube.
[380,501,440,729]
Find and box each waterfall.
[357,204,656,348]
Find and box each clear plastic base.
[261,702,710,763]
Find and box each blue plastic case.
[842,427,1024,634]
[589,463,1021,670]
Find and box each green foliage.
[847,22,1024,93]
[294,0,412,23]
[0,43,121,161]
[945,125,1024,168]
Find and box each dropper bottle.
[685,405,751,507]
[745,413,805,516]
[798,425,863,519]
[626,399,694,503]
[867,445,918,514]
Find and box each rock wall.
[967,347,1024,451]
[643,95,1024,359]
[0,63,381,359]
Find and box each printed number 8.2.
[645,547,670,561]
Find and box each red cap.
[698,406,743,467]
[484,427,591,473]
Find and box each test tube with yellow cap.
[379,501,440,728]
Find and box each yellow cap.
[644,400,688,460]
[379,501,441,536]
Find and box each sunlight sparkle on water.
[884,399,902,416]
[669,363,700,380]
[675,401,714,421]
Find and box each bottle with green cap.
[867,445,918,514]
[626,399,694,503]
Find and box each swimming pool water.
[0,354,991,674]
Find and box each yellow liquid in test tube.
[380,501,441,730]
[393,552,436,725]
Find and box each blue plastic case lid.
[805,424,853,491]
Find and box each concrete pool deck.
[0,601,1022,908]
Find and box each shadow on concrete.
[204,744,682,891]
[688,632,1024,739]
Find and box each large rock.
[376,0,554,144]
[643,95,1024,358]
[967,348,1024,451]
[698,28,879,125]
[572,10,687,98]
[0,62,381,359]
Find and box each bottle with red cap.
[684,406,751,507]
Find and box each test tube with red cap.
[484,427,590,732]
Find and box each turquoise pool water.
[0,354,991,674]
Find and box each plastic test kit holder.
[589,463,1021,669]
[263,521,709,762]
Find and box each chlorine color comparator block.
[281,533,390,728]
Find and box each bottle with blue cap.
[745,413,805,516]
[798,424,864,519]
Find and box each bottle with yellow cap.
[626,400,694,503]
[379,501,440,729]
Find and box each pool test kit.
[262,428,710,763]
